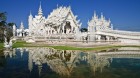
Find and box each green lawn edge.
[0,41,140,51]
[11,41,140,51]
[0,43,4,49]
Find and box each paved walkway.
[30,41,121,48]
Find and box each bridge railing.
[99,30,140,36]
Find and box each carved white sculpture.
[4,30,12,48]
[16,22,29,37]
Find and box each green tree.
[0,12,7,21]
[0,12,14,43]
[0,12,7,42]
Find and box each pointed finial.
[30,10,32,15]
[57,4,59,8]
[38,1,43,16]
[111,24,113,29]
[101,12,104,20]
[21,21,23,25]
[101,12,103,17]
[94,11,96,15]
[109,18,111,22]
[40,1,41,8]
[68,5,71,9]
[88,19,90,24]
[30,10,31,14]
[20,21,24,29]
[94,11,97,19]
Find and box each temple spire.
[20,21,24,29]
[29,10,33,18]
[93,11,97,19]
[101,12,104,20]
[38,2,43,16]
[30,10,32,16]
[108,18,111,23]
[57,4,59,8]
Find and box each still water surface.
[0,47,140,78]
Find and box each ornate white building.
[28,3,81,41]
[88,12,113,31]
[88,12,113,41]
[13,2,140,43]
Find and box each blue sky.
[0,0,140,31]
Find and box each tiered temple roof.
[46,6,82,27]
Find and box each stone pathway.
[29,41,120,48]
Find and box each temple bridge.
[95,30,140,44]
[96,30,140,39]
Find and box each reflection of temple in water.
[5,47,140,77]
[11,47,110,77]
[2,47,140,78]
[3,48,16,58]
[7,47,140,77]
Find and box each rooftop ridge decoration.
[46,6,82,28]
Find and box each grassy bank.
[0,40,135,51]
[12,41,118,51]
[0,43,3,49]
[49,46,118,51]
[12,41,28,48]
[12,41,140,51]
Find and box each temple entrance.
[22,33,24,37]
[64,21,71,34]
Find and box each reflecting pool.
[0,47,140,78]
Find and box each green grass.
[11,41,119,51]
[6,40,140,51]
[0,43,4,49]
[49,45,118,51]
[12,40,29,48]
[12,41,119,51]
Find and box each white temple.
[27,3,81,42]
[13,2,140,43]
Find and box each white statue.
[4,30,13,48]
